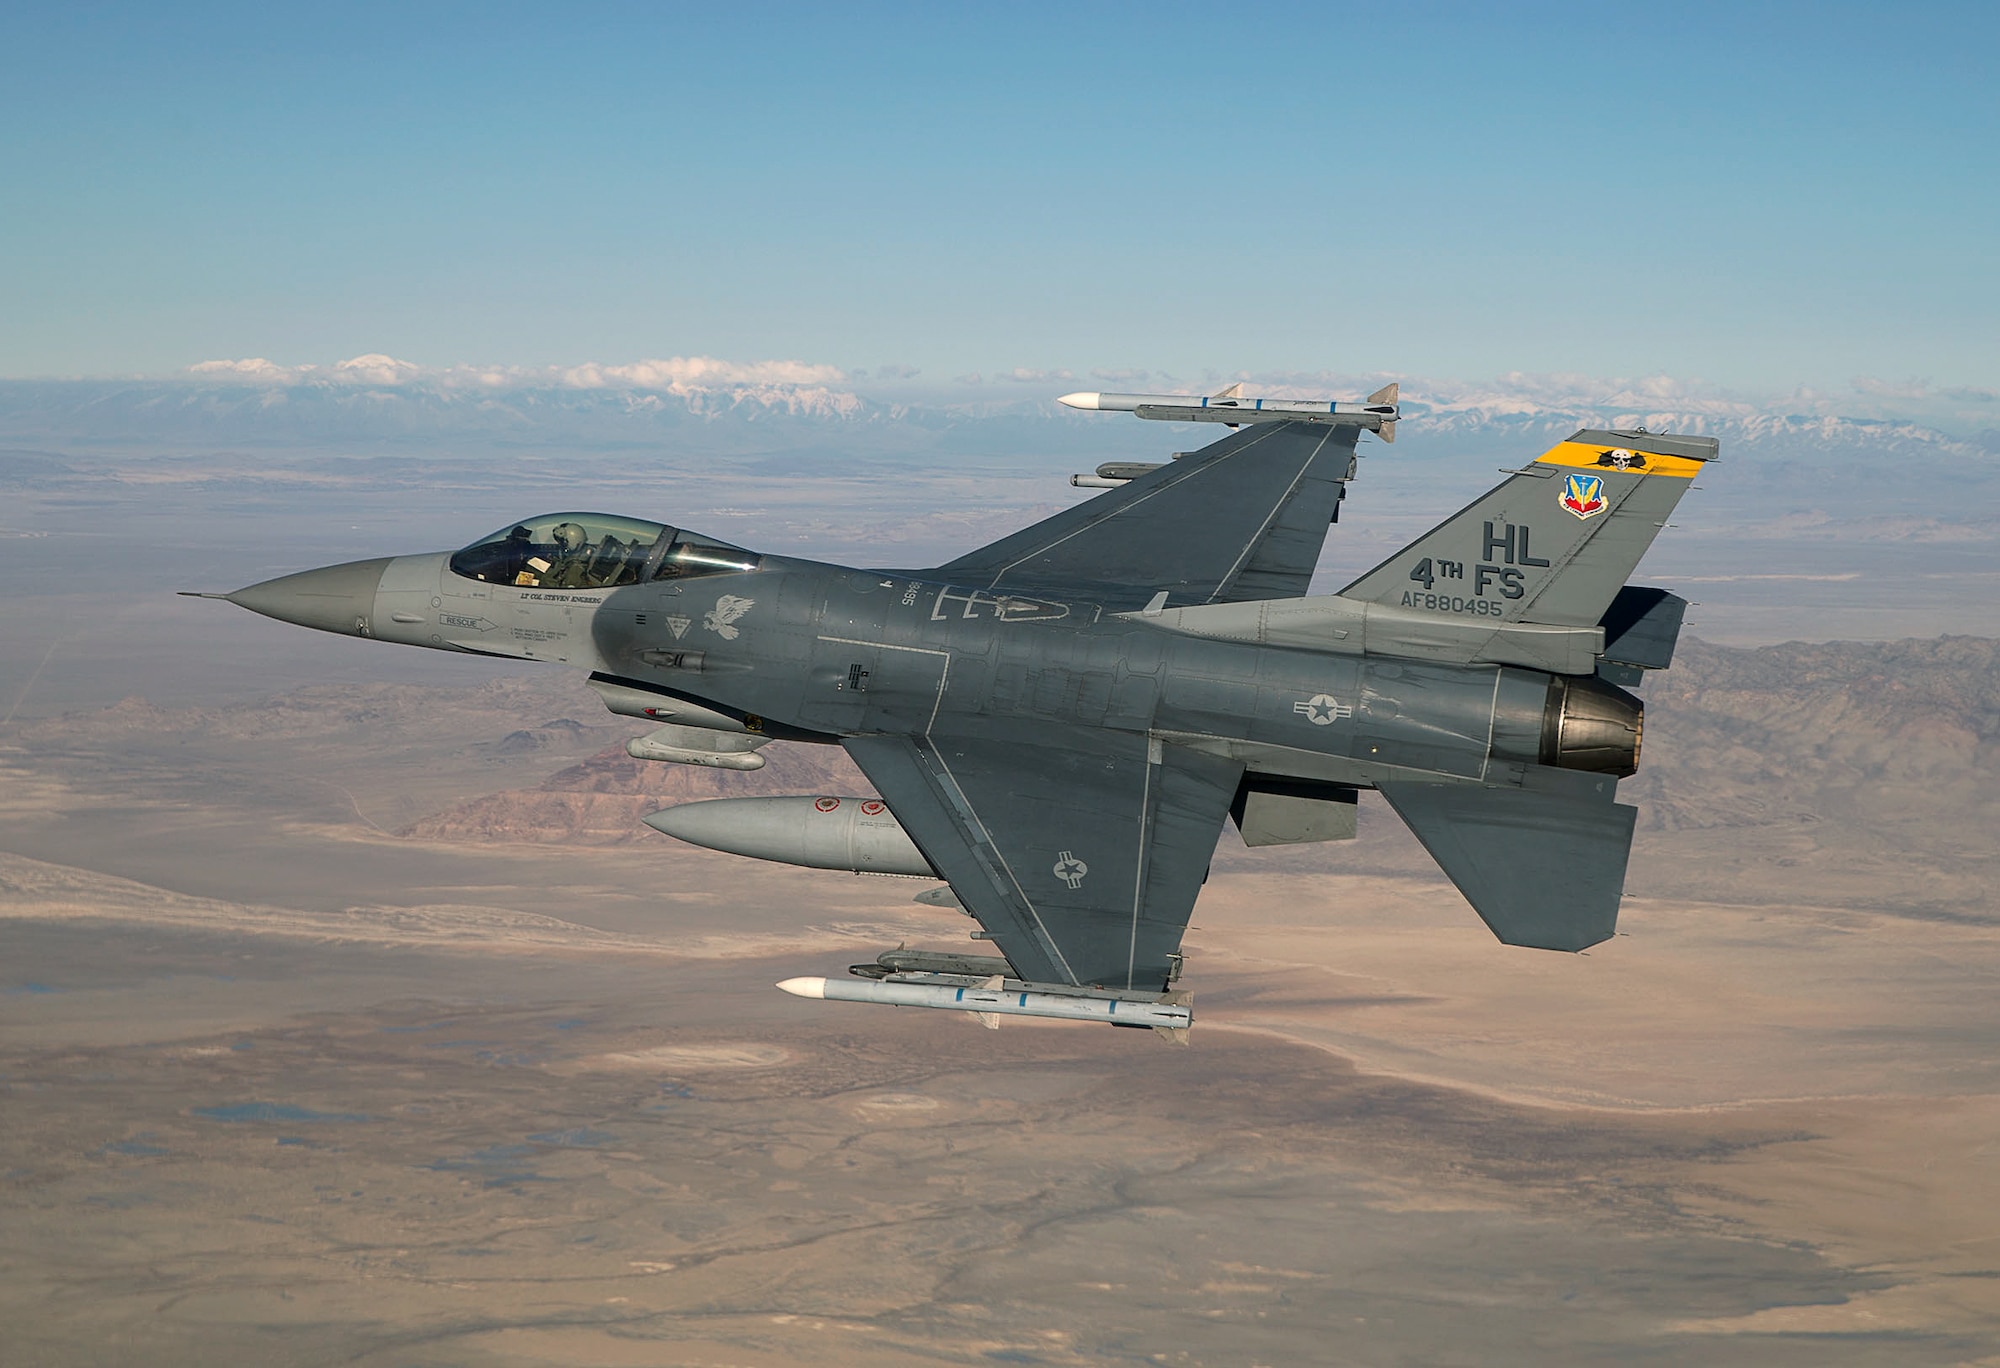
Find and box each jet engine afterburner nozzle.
[1540,675,1644,777]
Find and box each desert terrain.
[4,420,1999,1364]
[3,637,1998,1366]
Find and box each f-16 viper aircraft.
[189,384,1714,1039]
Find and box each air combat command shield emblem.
[1559,471,1608,519]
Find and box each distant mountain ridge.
[1,369,1992,462]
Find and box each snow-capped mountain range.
[0,355,1992,460]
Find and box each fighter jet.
[189,385,1714,1039]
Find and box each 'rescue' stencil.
[665,615,692,640]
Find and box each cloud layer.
[190,353,847,390]
[183,353,866,418]
[169,354,1997,443]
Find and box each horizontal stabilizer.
[1377,778,1637,952]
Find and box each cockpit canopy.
[447,513,762,590]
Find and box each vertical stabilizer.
[1340,429,1716,627]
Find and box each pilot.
[545,522,592,588]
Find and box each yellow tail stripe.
[1534,440,1703,479]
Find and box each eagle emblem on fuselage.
[704,594,756,640]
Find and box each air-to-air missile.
[777,973,1192,1036]
[647,804,1203,1032]
[1065,383,1399,486]
[1060,381,1400,437]
[189,379,1715,1042]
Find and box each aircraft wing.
[929,420,1361,611]
[843,724,1243,990]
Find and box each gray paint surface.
[206,419,1714,994]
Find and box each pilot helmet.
[551,522,587,553]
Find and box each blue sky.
[3,2,1994,390]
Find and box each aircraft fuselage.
[237,545,1634,799]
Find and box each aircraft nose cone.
[226,557,395,636]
